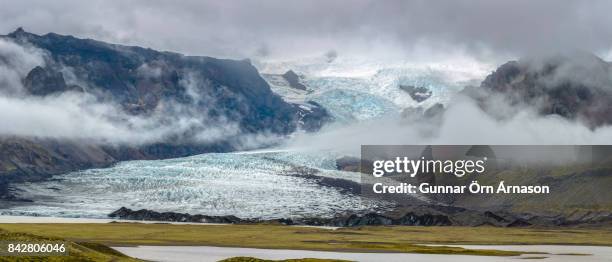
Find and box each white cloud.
[285,95,612,155]
[0,38,242,145]
[0,38,45,94]
[2,0,612,61]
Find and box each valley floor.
[0,219,611,261]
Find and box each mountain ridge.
[464,50,612,127]
[0,28,331,199]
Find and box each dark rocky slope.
[464,51,612,127]
[5,28,327,134]
[446,53,612,218]
[108,207,453,227]
[0,28,330,198]
[109,205,612,227]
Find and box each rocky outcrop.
[108,207,452,226]
[301,212,452,227]
[109,205,612,227]
[23,66,83,96]
[282,70,307,91]
[399,85,432,102]
[466,51,612,127]
[109,207,245,224]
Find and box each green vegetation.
[0,230,140,262]
[1,223,611,258]
[429,158,612,215]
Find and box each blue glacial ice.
[4,60,485,220]
[4,151,389,219]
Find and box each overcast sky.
[1,0,612,61]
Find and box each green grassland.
[0,230,140,262]
[1,223,612,258]
[432,159,612,214]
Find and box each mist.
[0,38,241,145]
[285,94,612,156]
[0,93,241,145]
[0,38,45,94]
[4,35,612,150]
[2,1,612,150]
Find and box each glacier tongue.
[5,151,388,219]
[261,58,488,124]
[4,59,491,220]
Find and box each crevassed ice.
[5,151,389,219]
[5,61,481,220]
[310,88,399,123]
[267,65,476,123]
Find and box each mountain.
[465,51,612,127]
[5,27,329,133]
[0,28,330,198]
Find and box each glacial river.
[113,245,612,262]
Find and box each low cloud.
[0,38,243,146]
[0,89,241,146]
[285,94,612,156]
[0,38,45,94]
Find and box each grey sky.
[1,0,612,60]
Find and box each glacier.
[261,57,489,123]
[5,58,491,219]
[4,150,390,219]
